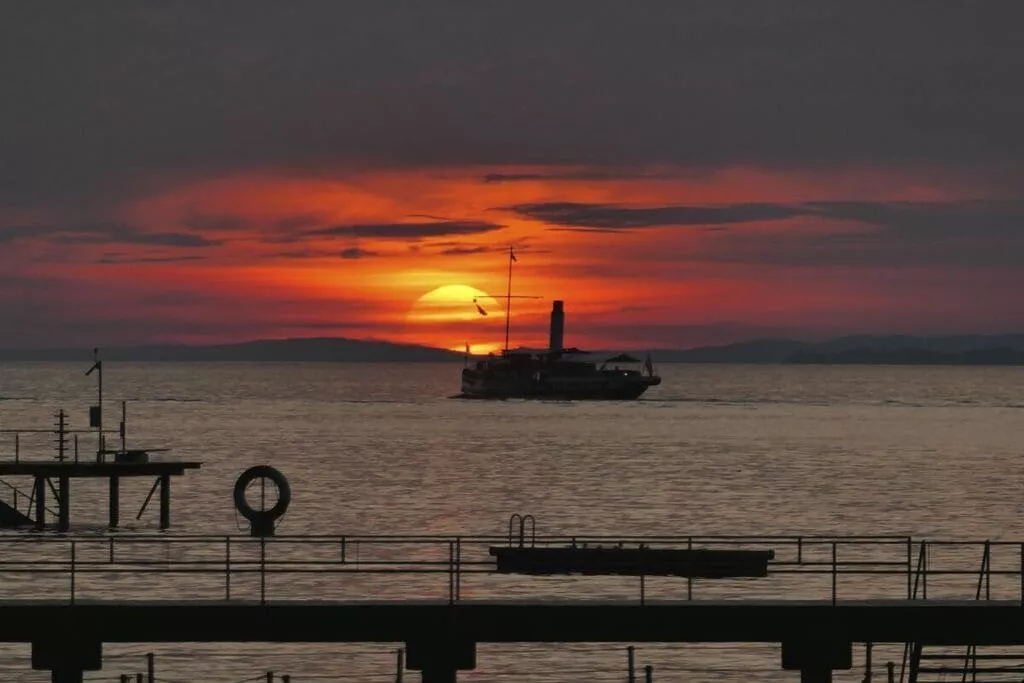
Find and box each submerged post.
[58,475,70,532]
[109,477,120,528]
[158,475,170,530]
[34,475,45,530]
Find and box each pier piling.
[1,462,199,530]
[159,475,170,530]
[109,476,119,528]
[58,476,70,532]
[33,476,45,530]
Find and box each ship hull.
[460,369,661,400]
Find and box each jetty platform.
[0,459,202,531]
[0,533,1023,682]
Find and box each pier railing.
[0,534,1018,605]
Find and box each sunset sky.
[2,4,1023,352]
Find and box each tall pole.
[96,348,103,455]
[504,246,513,352]
[85,348,103,460]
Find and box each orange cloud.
[2,164,1021,349]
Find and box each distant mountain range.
[2,334,1024,364]
[647,334,1024,364]
[0,337,462,362]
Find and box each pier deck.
[0,460,202,531]
[1,598,1024,642]
[0,533,1021,681]
[0,461,201,477]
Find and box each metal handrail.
[0,534,1022,606]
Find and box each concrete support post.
[109,476,120,528]
[405,638,475,683]
[58,476,70,532]
[159,475,170,530]
[32,638,101,683]
[782,639,852,683]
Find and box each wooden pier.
[0,460,201,531]
[0,355,202,531]
[0,533,1021,682]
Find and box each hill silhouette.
[0,337,463,362]
[1,334,1024,364]
[651,334,1024,364]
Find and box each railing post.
[627,645,636,683]
[395,647,405,683]
[260,537,267,604]
[448,540,455,605]
[225,537,231,601]
[985,540,991,600]
[687,537,693,600]
[886,661,895,683]
[146,652,154,683]
[455,536,462,601]
[831,541,837,605]
[644,664,654,682]
[922,541,928,600]
[266,672,273,683]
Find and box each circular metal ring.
[233,465,291,524]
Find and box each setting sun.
[404,284,509,354]
[406,284,502,323]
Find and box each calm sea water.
[2,362,1023,682]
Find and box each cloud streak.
[507,202,803,229]
[306,220,505,240]
[0,222,223,247]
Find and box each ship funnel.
[549,300,565,351]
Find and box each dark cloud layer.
[339,247,377,259]
[508,199,1024,231]
[509,202,802,229]
[97,254,205,264]
[482,170,683,184]
[2,3,1023,207]
[0,223,223,247]
[509,199,1024,269]
[307,221,504,240]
